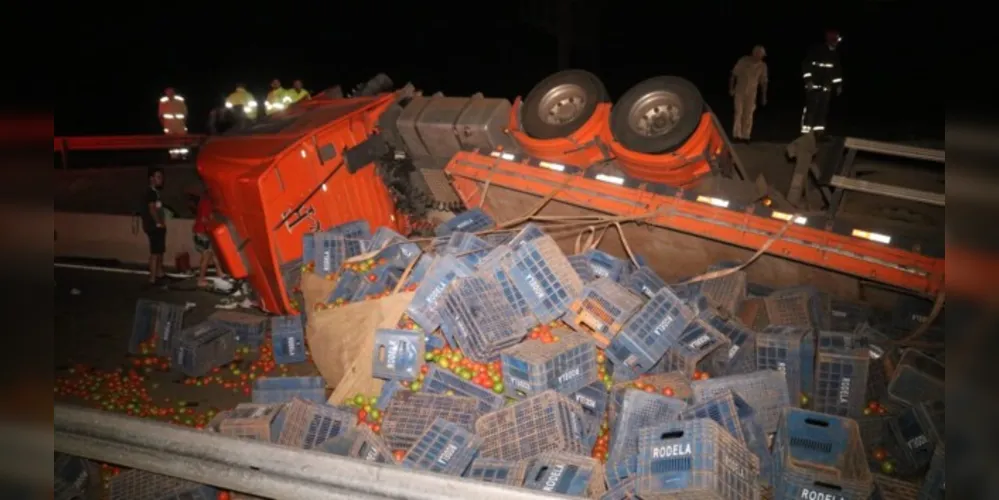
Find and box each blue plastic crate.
[565,277,644,349]
[692,370,791,434]
[606,286,696,377]
[508,222,546,249]
[701,310,757,377]
[424,331,446,351]
[886,348,945,408]
[369,226,409,253]
[475,390,589,461]
[507,235,584,323]
[172,322,237,377]
[207,310,268,347]
[746,282,775,298]
[406,255,475,333]
[216,403,284,442]
[252,376,326,404]
[636,418,760,500]
[770,408,873,500]
[888,400,944,473]
[376,379,405,411]
[327,269,364,304]
[608,389,688,463]
[277,397,357,450]
[439,272,530,362]
[271,315,306,364]
[918,445,945,500]
[871,474,922,500]
[481,231,514,247]
[313,220,372,277]
[422,365,505,413]
[302,232,316,265]
[605,455,638,488]
[659,316,731,378]
[351,266,404,302]
[373,238,422,272]
[765,286,830,330]
[625,265,667,300]
[890,295,941,335]
[571,380,609,446]
[442,231,495,267]
[755,325,815,406]
[129,299,187,356]
[830,299,872,332]
[402,417,482,476]
[371,329,424,381]
[435,208,496,236]
[317,425,397,464]
[500,330,599,399]
[402,253,434,289]
[521,452,603,497]
[697,267,748,315]
[680,390,772,485]
[476,245,532,317]
[583,249,629,283]
[466,458,527,486]
[108,469,216,500]
[380,391,482,451]
[568,253,597,283]
[601,477,639,500]
[812,331,870,418]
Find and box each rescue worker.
[801,29,844,136]
[225,84,258,121]
[265,79,293,115]
[158,88,188,159]
[287,79,311,104]
[729,45,768,143]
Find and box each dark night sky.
[57,1,942,142]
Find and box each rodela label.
[800,489,844,500]
[651,442,692,459]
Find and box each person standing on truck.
[729,45,768,143]
[265,79,292,116]
[158,88,189,159]
[142,167,169,286]
[287,79,311,104]
[800,29,843,136]
[225,84,258,121]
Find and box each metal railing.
[54,404,564,500]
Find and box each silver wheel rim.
[537,83,587,126]
[628,90,683,137]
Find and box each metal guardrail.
[54,404,565,500]
[54,135,207,152]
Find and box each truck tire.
[610,76,703,154]
[521,70,609,140]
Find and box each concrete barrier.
[55,212,202,267]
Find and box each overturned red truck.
[196,70,943,330]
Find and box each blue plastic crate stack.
[123,212,944,498]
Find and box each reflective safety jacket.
[158,94,188,132]
[225,88,258,119]
[287,88,311,104]
[265,88,293,115]
[801,44,843,92]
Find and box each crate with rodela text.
[692,370,790,434]
[380,391,482,451]
[475,390,589,461]
[658,315,731,378]
[888,399,944,473]
[606,286,696,378]
[565,277,644,348]
[406,254,475,332]
[500,329,599,399]
[466,457,527,486]
[172,322,237,377]
[812,330,870,418]
[625,265,667,300]
[422,365,505,413]
[438,271,530,362]
[277,397,357,450]
[608,372,694,430]
[108,469,215,500]
[702,309,757,377]
[270,315,306,364]
[312,220,371,277]
[755,325,815,405]
[609,389,688,463]
[477,245,532,317]
[441,231,495,267]
[317,424,397,464]
[770,408,873,500]
[207,310,267,347]
[252,376,326,404]
[402,417,482,476]
[435,207,495,236]
[568,254,596,283]
[507,235,584,323]
[217,403,283,442]
[130,299,186,356]
[680,390,772,486]
[571,380,609,445]
[521,452,606,497]
[372,329,424,381]
[582,249,629,283]
[636,418,761,500]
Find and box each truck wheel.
[521,70,609,140]
[610,76,703,154]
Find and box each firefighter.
[159,88,189,159]
[265,79,292,115]
[225,84,258,121]
[801,29,843,136]
[729,45,768,143]
[287,79,311,104]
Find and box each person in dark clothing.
[142,167,168,285]
[800,29,844,136]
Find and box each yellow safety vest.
[225,89,258,119]
[265,88,292,115]
[287,88,311,103]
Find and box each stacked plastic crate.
[692,370,791,435]
[755,325,815,407]
[130,299,187,356]
[172,322,237,377]
[208,310,268,347]
[608,390,688,463]
[605,286,696,379]
[680,390,772,484]
[812,330,871,418]
[475,390,589,461]
[380,392,482,451]
[657,315,731,378]
[439,272,530,362]
[500,329,599,399]
[564,277,644,348]
[520,452,606,497]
